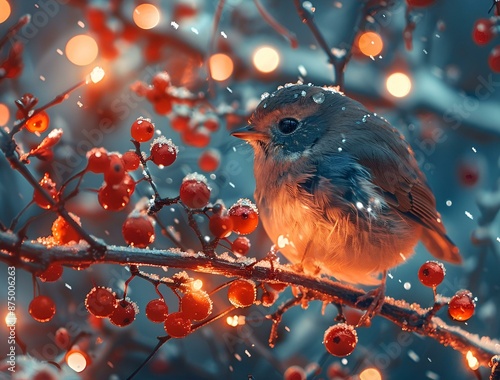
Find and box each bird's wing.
[349,123,461,263]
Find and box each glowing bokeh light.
[5,312,16,326]
[0,0,11,24]
[89,66,105,83]
[192,279,203,291]
[209,53,234,81]
[66,350,88,373]
[0,103,9,126]
[65,35,99,66]
[466,351,479,371]
[358,31,383,57]
[386,72,412,98]
[360,368,382,380]
[252,46,280,73]
[133,4,160,30]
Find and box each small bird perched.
[232,83,461,286]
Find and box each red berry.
[146,299,169,323]
[170,115,191,132]
[122,151,140,171]
[458,160,481,187]
[55,327,70,349]
[179,174,211,208]
[181,126,211,148]
[209,212,233,238]
[38,263,63,282]
[122,214,155,248]
[323,323,358,357]
[448,290,475,321]
[232,237,251,255]
[120,173,136,195]
[284,366,306,380]
[198,149,221,172]
[473,19,495,45]
[131,117,155,142]
[109,299,137,327]
[33,173,58,209]
[152,71,171,92]
[29,295,56,322]
[418,261,445,287]
[85,287,117,318]
[406,0,435,6]
[180,291,213,321]
[153,97,173,115]
[104,154,126,185]
[173,3,198,19]
[228,279,256,308]
[164,312,192,338]
[261,291,278,307]
[86,7,107,30]
[86,147,109,173]
[489,45,500,73]
[25,111,50,133]
[51,214,81,245]
[98,183,131,211]
[203,117,219,132]
[228,199,259,235]
[150,136,178,166]
[267,282,288,293]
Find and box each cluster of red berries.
[85,287,138,327]
[131,71,223,171]
[86,147,138,211]
[472,17,500,72]
[418,261,476,321]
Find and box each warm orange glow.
[192,279,203,291]
[26,111,50,134]
[65,35,99,66]
[386,72,412,98]
[360,368,382,380]
[0,0,11,23]
[466,351,479,371]
[0,103,9,126]
[133,4,160,30]
[66,349,89,373]
[252,46,280,73]
[89,66,105,84]
[358,32,383,57]
[209,53,234,81]
[5,312,16,326]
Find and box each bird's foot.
[355,272,387,327]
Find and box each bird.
[232,83,461,287]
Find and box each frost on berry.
[228,279,256,308]
[164,312,192,338]
[180,172,211,208]
[122,212,156,248]
[180,291,213,321]
[228,199,259,235]
[131,116,155,142]
[51,213,81,245]
[418,261,445,288]
[146,299,169,323]
[109,299,139,327]
[85,287,117,318]
[448,290,475,322]
[150,136,178,167]
[29,295,56,323]
[33,173,58,209]
[323,323,358,357]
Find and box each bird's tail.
[421,228,461,264]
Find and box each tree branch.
[0,229,498,367]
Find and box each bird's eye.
[277,118,299,134]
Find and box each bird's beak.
[231,125,268,141]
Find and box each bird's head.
[232,84,359,163]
